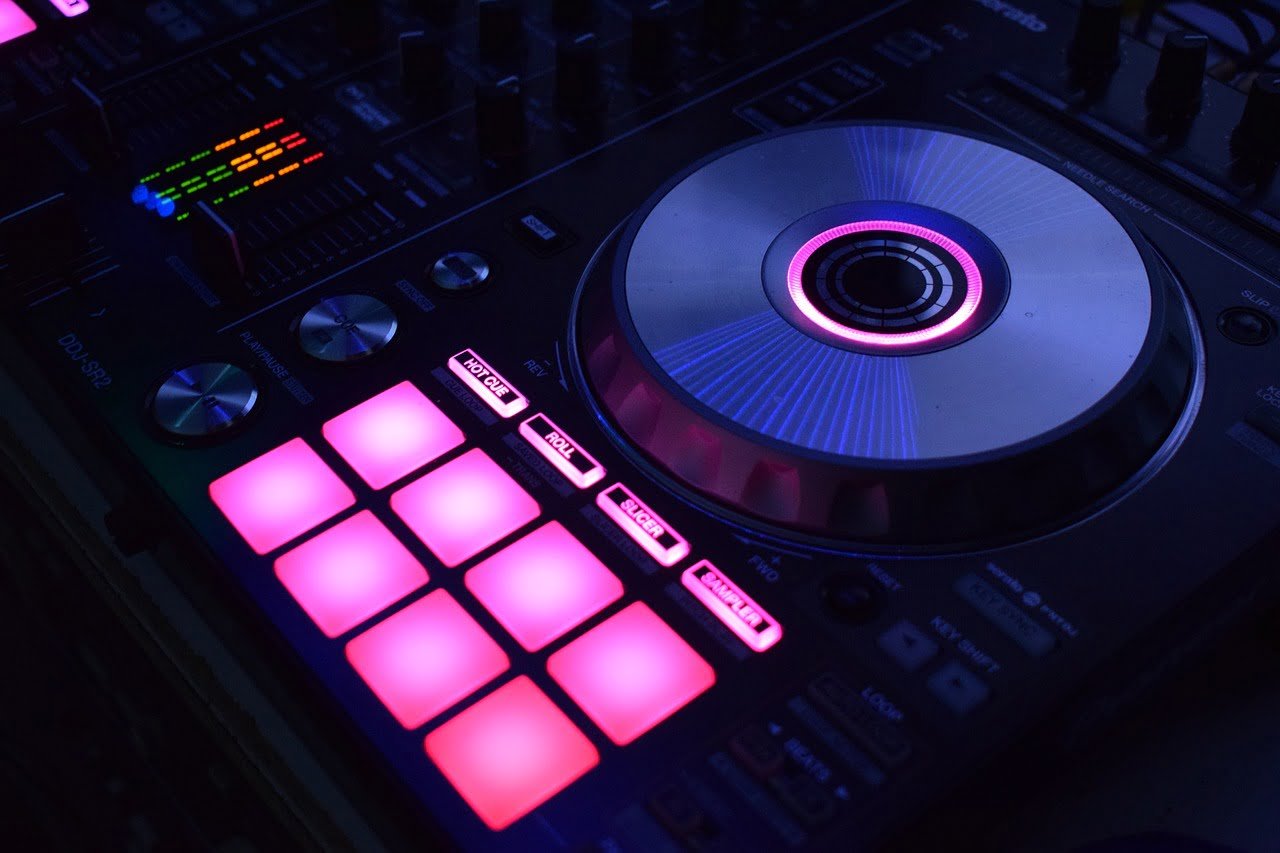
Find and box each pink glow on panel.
[0,1,37,45]
[275,511,429,638]
[322,381,465,489]
[786,220,984,348]
[465,522,624,652]
[209,438,355,555]
[547,602,715,745]
[424,676,599,830]
[390,449,540,567]
[346,589,509,729]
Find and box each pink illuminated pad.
[322,381,465,489]
[424,676,599,830]
[466,522,624,652]
[209,438,355,555]
[275,511,429,638]
[0,1,37,45]
[547,602,715,745]
[390,448,540,568]
[346,589,509,729]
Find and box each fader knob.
[400,30,450,99]
[1147,30,1209,116]
[556,32,605,116]
[1234,74,1280,161]
[631,1,676,89]
[476,75,527,159]
[1069,0,1122,69]
[552,0,596,31]
[478,0,523,66]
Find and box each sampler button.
[518,412,605,489]
[876,619,939,671]
[595,482,690,566]
[682,560,782,652]
[926,662,990,715]
[446,349,529,418]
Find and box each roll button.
[297,294,398,363]
[153,362,258,439]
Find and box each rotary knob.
[297,294,398,363]
[576,125,1197,547]
[152,362,259,439]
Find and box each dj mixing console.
[1,0,1279,850]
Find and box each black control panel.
[2,1,1279,850]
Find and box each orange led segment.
[239,127,261,141]
[214,138,237,151]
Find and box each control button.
[192,201,248,295]
[806,62,873,101]
[1069,0,1122,73]
[399,29,449,101]
[1234,74,1280,161]
[926,662,990,716]
[298,294,398,363]
[769,774,837,827]
[1247,406,1280,446]
[391,448,540,567]
[754,88,820,127]
[596,482,690,566]
[630,1,676,90]
[729,725,785,779]
[519,413,605,489]
[447,348,529,418]
[430,250,491,293]
[682,560,782,653]
[820,573,881,625]
[477,0,523,66]
[465,521,623,651]
[876,619,939,672]
[153,362,258,439]
[556,31,605,118]
[424,677,599,831]
[505,207,576,257]
[322,381,464,489]
[275,510,429,638]
[475,74,527,160]
[347,589,510,728]
[648,784,712,841]
[209,438,356,555]
[1218,307,1275,346]
[548,602,715,745]
[953,573,1057,657]
[808,673,912,768]
[1147,30,1208,118]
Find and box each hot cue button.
[682,560,782,653]
[519,413,605,489]
[596,483,689,567]
[447,348,529,418]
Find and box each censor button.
[596,483,689,567]
[519,413,605,489]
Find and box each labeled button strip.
[682,560,782,652]
[447,348,529,418]
[519,413,605,489]
[596,482,690,567]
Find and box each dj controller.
[2,0,1279,849]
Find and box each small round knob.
[1234,74,1280,161]
[552,0,596,31]
[1069,0,1122,69]
[430,251,492,292]
[1147,30,1208,116]
[557,32,605,116]
[153,363,258,439]
[478,0,523,66]
[297,294,398,363]
[475,75,527,159]
[631,1,676,89]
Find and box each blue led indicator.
[144,192,159,211]
[157,197,176,218]
[131,184,150,205]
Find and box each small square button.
[209,438,355,555]
[877,620,939,672]
[547,603,714,745]
[391,448,540,567]
[322,382,465,489]
[424,676,599,830]
[346,590,509,728]
[926,662,990,716]
[275,510,429,638]
[466,522,624,652]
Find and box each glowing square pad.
[346,590,509,728]
[424,676,599,830]
[322,382,465,489]
[209,438,355,555]
[466,522,623,652]
[0,1,36,46]
[275,511,429,638]
[391,449,540,567]
[547,603,715,745]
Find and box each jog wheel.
[575,123,1199,547]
